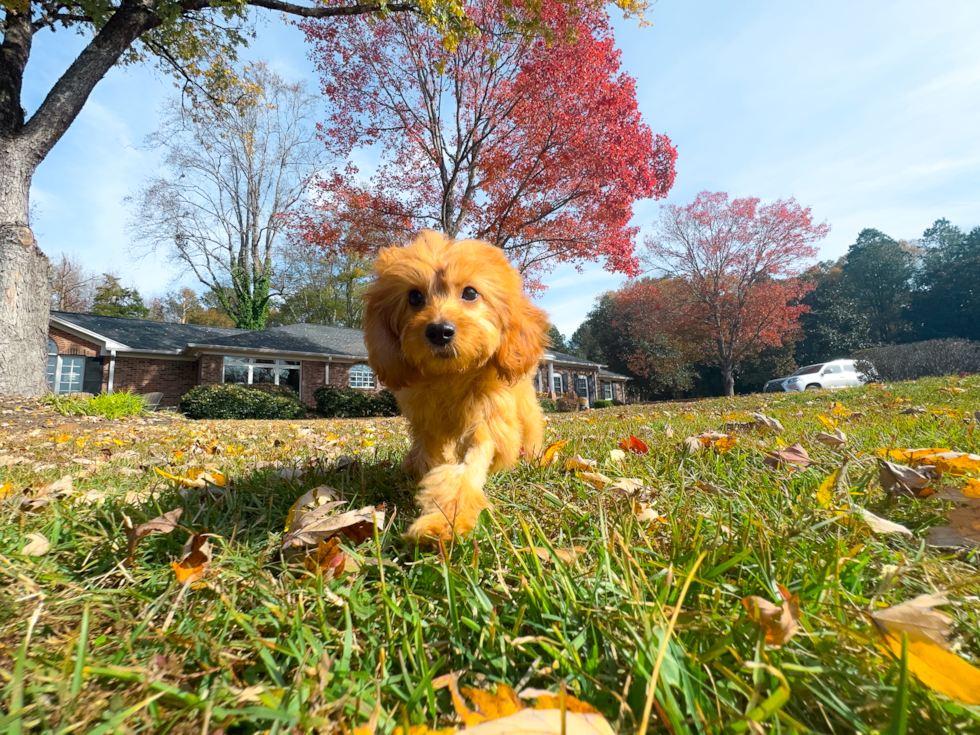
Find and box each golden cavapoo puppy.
[364,230,549,542]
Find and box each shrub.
[555,397,578,413]
[853,339,980,382]
[314,386,401,418]
[612,399,625,406]
[539,398,557,413]
[42,391,149,419]
[180,383,306,420]
[592,399,612,409]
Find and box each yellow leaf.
[564,454,596,471]
[0,481,12,497]
[713,434,737,454]
[536,440,567,467]
[933,454,980,476]
[576,471,611,489]
[878,635,980,705]
[817,415,837,430]
[962,478,980,498]
[55,433,72,444]
[75,436,87,448]
[816,469,839,509]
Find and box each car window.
[824,365,841,374]
[792,364,823,376]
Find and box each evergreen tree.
[840,229,912,343]
[90,276,150,319]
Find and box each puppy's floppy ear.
[363,248,421,391]
[493,288,550,386]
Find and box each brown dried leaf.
[20,475,74,511]
[872,594,954,650]
[282,504,385,552]
[22,532,50,557]
[123,508,184,565]
[576,471,611,489]
[860,508,912,536]
[878,460,935,496]
[750,412,785,434]
[815,428,847,447]
[742,584,800,645]
[516,546,587,565]
[763,443,811,469]
[606,477,644,495]
[564,454,596,471]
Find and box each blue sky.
[26,0,980,338]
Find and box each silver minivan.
[763,359,864,393]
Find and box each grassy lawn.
[1,377,979,734]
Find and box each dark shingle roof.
[198,323,368,358]
[544,349,602,367]
[52,311,245,353]
[599,368,630,380]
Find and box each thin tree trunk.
[0,142,51,395]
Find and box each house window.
[46,338,86,395]
[575,376,588,399]
[222,357,301,392]
[553,374,564,393]
[602,381,613,401]
[349,364,375,389]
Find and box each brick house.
[532,349,629,406]
[47,312,629,408]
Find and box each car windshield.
[791,364,824,376]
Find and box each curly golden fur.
[364,231,549,542]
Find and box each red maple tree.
[296,0,676,280]
[640,191,830,396]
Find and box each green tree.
[840,229,912,343]
[908,220,980,341]
[90,275,150,319]
[268,249,371,328]
[546,325,568,353]
[149,287,236,326]
[795,259,874,365]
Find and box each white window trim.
[602,381,613,401]
[221,356,301,390]
[553,374,564,393]
[349,364,376,389]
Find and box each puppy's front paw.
[405,463,489,543]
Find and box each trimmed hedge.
[314,386,401,418]
[539,398,558,413]
[555,397,578,413]
[592,399,612,409]
[853,339,980,382]
[180,383,306,420]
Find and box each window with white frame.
[349,364,376,389]
[46,338,87,395]
[575,375,588,399]
[552,374,564,393]
[222,357,301,392]
[602,381,613,400]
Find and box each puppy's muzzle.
[425,321,456,347]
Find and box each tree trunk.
[0,142,51,396]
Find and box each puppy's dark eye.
[408,290,425,307]
[461,286,479,302]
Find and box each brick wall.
[301,360,326,407]
[199,354,223,385]
[112,357,199,407]
[49,327,99,357]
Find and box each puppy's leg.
[405,426,495,542]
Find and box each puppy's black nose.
[425,321,456,346]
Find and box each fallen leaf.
[123,508,184,565]
[873,595,980,705]
[695,481,724,494]
[284,486,344,531]
[713,433,737,454]
[576,471,611,490]
[516,546,587,565]
[682,431,729,454]
[763,443,812,469]
[633,501,664,524]
[20,475,74,511]
[608,448,626,464]
[0,481,12,497]
[282,503,385,552]
[536,440,567,467]
[817,415,837,430]
[277,467,306,481]
[172,532,212,584]
[859,508,912,536]
[564,454,596,471]
[750,412,785,434]
[302,537,346,579]
[154,467,226,488]
[742,584,800,645]
[617,436,648,454]
[878,460,935,496]
[872,594,954,650]
[22,532,50,557]
[815,428,847,447]
[606,477,644,495]
[900,406,927,415]
[815,469,839,509]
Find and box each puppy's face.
[364,231,548,389]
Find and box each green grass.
[2,376,979,733]
[41,390,150,420]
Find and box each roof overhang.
[49,315,129,355]
[185,344,368,361]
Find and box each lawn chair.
[141,392,164,412]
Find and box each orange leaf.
[536,440,567,467]
[617,436,648,454]
[742,584,801,645]
[172,532,212,584]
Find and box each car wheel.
[805,383,820,391]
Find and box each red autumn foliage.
[617,436,649,454]
[296,0,676,280]
[639,191,829,396]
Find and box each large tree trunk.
[0,141,51,396]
